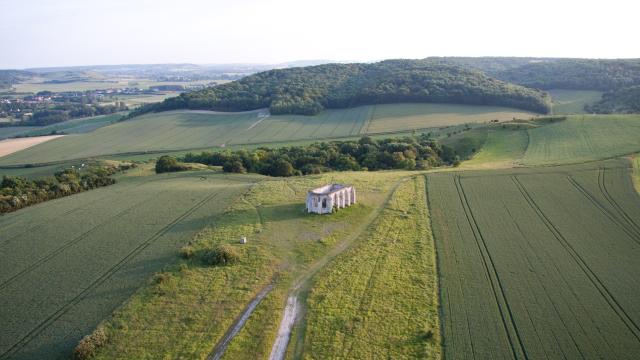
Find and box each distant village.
[0,82,214,123]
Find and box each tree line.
[0,163,135,213]
[128,60,553,118]
[585,85,640,114]
[179,135,462,177]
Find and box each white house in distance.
[306,184,356,214]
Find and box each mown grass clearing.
[523,115,640,165]
[427,159,640,359]
[548,89,603,114]
[0,171,259,360]
[299,176,440,359]
[0,103,532,166]
[89,171,411,359]
[462,128,528,169]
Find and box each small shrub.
[154,273,170,284]
[155,155,189,174]
[202,244,240,266]
[420,329,434,341]
[180,245,195,259]
[73,328,107,360]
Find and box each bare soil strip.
[0,135,64,158]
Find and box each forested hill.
[131,60,552,116]
[585,86,640,113]
[491,59,640,91]
[427,57,640,91]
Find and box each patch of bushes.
[179,245,195,259]
[182,135,460,177]
[73,328,108,360]
[155,155,190,174]
[202,244,240,266]
[0,163,133,214]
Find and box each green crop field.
[427,159,640,359]
[0,113,123,141]
[463,128,528,169]
[0,104,533,166]
[0,127,37,140]
[523,115,640,165]
[301,176,440,359]
[365,103,533,133]
[0,171,259,360]
[548,89,603,114]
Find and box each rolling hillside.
[133,60,552,116]
[0,104,533,166]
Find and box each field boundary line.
[454,175,528,360]
[0,190,222,359]
[511,176,640,342]
[423,175,449,357]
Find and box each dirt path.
[207,283,275,360]
[0,135,64,158]
[268,178,407,360]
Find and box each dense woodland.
[181,135,461,177]
[585,85,640,114]
[489,59,640,91]
[0,163,134,213]
[130,60,553,117]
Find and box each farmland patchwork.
[426,160,640,359]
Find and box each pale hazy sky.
[2,0,639,69]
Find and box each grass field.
[632,154,640,193]
[0,103,532,166]
[365,103,532,133]
[463,128,528,169]
[0,171,260,360]
[523,115,640,165]
[548,89,603,114]
[300,176,440,358]
[427,159,640,359]
[88,171,412,359]
[0,113,123,140]
[0,127,37,140]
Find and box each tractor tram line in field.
[498,203,584,360]
[0,193,160,291]
[453,175,529,360]
[511,176,640,342]
[598,167,640,234]
[566,176,640,243]
[429,162,640,359]
[0,189,224,359]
